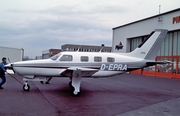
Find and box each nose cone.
[4,63,14,70]
[4,63,15,74]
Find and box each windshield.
[50,53,61,60]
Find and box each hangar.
[112,8,180,78]
[42,49,62,59]
[0,46,23,62]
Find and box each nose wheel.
[23,83,30,91]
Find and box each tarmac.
[1,73,180,116]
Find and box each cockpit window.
[60,55,73,61]
[50,53,61,60]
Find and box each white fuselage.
[11,52,145,78]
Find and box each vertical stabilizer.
[128,29,168,60]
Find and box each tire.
[23,84,30,91]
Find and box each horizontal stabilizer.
[146,60,173,66]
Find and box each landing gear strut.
[69,69,81,96]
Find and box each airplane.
[5,29,168,96]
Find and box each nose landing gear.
[23,83,30,91]
[22,77,47,91]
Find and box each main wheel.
[23,84,30,91]
[72,91,80,96]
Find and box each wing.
[61,67,99,77]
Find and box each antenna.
[159,5,161,14]
[158,5,163,22]
[99,44,105,52]
[76,45,81,52]
[99,47,104,52]
[8,58,11,63]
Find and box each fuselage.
[9,52,147,78]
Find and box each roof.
[42,49,62,54]
[61,44,112,49]
[0,46,23,50]
[113,8,180,30]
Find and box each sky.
[0,0,180,58]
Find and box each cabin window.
[60,55,73,61]
[81,56,89,62]
[94,56,102,62]
[107,57,115,62]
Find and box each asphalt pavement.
[1,73,180,116]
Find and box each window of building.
[130,36,148,52]
[107,57,115,62]
[60,55,73,61]
[81,56,89,62]
[130,30,180,57]
[178,31,180,55]
[169,33,173,56]
[164,34,170,56]
[94,56,102,62]
[173,32,178,55]
[159,40,165,56]
[157,30,180,56]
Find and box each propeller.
[4,58,15,74]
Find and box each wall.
[112,9,180,53]
[0,46,23,63]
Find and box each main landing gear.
[69,69,82,96]
[69,81,80,96]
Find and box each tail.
[128,29,168,60]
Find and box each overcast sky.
[0,0,179,58]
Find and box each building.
[42,44,111,59]
[112,8,180,78]
[0,46,24,62]
[42,49,62,59]
[35,56,42,60]
[61,44,112,52]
